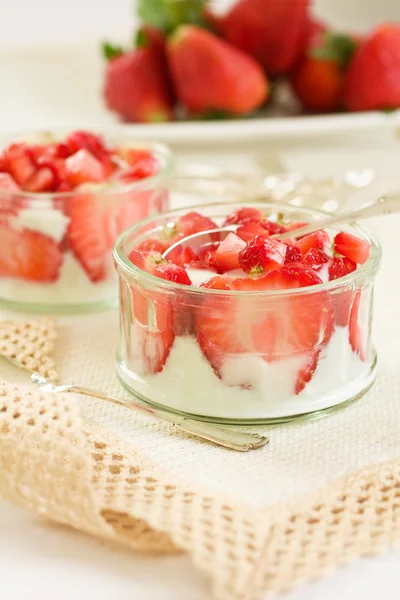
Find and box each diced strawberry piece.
[296,230,329,255]
[4,143,36,186]
[197,241,223,273]
[200,275,234,290]
[65,131,110,160]
[119,157,160,181]
[349,291,366,360]
[295,350,320,394]
[174,211,218,237]
[223,207,263,225]
[0,222,63,282]
[334,231,371,265]
[128,249,164,273]
[29,142,70,162]
[154,262,192,285]
[167,245,200,268]
[238,235,287,274]
[137,238,170,254]
[284,245,302,264]
[328,256,357,281]
[236,220,270,242]
[24,167,57,192]
[261,219,286,235]
[117,148,154,166]
[65,149,105,187]
[302,248,329,270]
[214,232,246,272]
[65,194,114,282]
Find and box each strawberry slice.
[3,143,36,186]
[214,232,246,272]
[200,275,234,290]
[65,149,105,188]
[284,245,302,264]
[295,230,329,255]
[223,207,263,225]
[236,220,270,242]
[195,262,334,379]
[167,245,200,268]
[0,221,63,282]
[136,238,170,254]
[238,235,287,274]
[302,248,329,270]
[261,220,286,235]
[0,173,21,215]
[328,256,358,326]
[295,350,321,394]
[334,231,371,265]
[65,131,111,161]
[65,194,113,282]
[349,291,366,360]
[24,167,57,192]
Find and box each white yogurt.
[0,253,117,306]
[118,326,375,420]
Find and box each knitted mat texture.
[1,318,400,600]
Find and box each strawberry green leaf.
[102,41,124,60]
[138,0,209,35]
[135,29,150,48]
[311,33,358,68]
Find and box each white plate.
[1,43,400,146]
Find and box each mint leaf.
[311,33,358,68]
[138,0,209,35]
[102,41,124,60]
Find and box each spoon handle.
[43,382,269,452]
[274,191,400,241]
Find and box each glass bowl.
[114,201,381,425]
[0,131,174,313]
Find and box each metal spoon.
[27,372,268,452]
[164,190,400,259]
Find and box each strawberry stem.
[102,41,124,60]
[138,0,209,35]
[311,32,358,68]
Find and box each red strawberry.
[214,233,246,272]
[302,248,329,270]
[295,349,320,394]
[3,143,36,186]
[349,291,366,360]
[65,194,113,282]
[215,0,309,76]
[291,29,359,112]
[137,238,170,254]
[167,25,269,116]
[154,262,192,285]
[334,231,371,265]
[328,256,357,281]
[197,241,222,273]
[236,220,270,242]
[29,142,70,162]
[24,167,57,192]
[65,149,105,187]
[173,211,218,238]
[296,230,329,255]
[200,275,234,290]
[195,262,333,378]
[117,147,155,167]
[344,24,400,112]
[65,130,110,159]
[284,245,302,264]
[261,220,287,235]
[118,157,159,181]
[0,222,63,282]
[223,207,263,225]
[166,245,200,268]
[103,36,174,123]
[239,235,287,274]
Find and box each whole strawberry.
[167,25,269,116]
[103,28,174,123]
[291,21,359,113]
[214,0,309,76]
[344,23,400,112]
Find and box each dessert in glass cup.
[0,130,173,312]
[114,202,381,424]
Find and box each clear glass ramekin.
[114,202,381,425]
[0,131,174,313]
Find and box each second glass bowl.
[114,201,381,425]
[0,131,174,313]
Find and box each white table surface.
[2,1,400,598]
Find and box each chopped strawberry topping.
[261,220,286,235]
[214,232,246,272]
[24,167,57,192]
[295,230,329,255]
[284,245,302,264]
[334,231,371,265]
[167,245,200,268]
[236,220,269,242]
[136,238,170,254]
[174,211,218,237]
[238,235,287,274]
[223,207,263,225]
[328,256,357,280]
[154,262,192,285]
[65,149,105,187]
[3,143,36,186]
[302,248,329,270]
[200,275,234,290]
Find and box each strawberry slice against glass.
[214,232,246,272]
[334,231,371,265]
[0,220,63,282]
[0,173,22,215]
[328,256,357,326]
